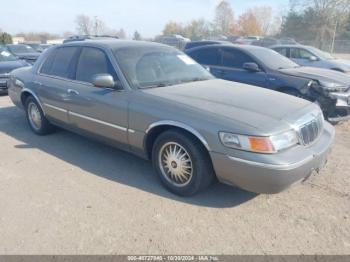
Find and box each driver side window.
[75,47,118,84]
[221,48,255,69]
[291,48,313,59]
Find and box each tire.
[25,96,55,135]
[152,129,215,196]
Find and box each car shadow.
[0,105,257,208]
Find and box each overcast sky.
[1,0,289,38]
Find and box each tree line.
[162,0,350,44]
[162,0,282,40]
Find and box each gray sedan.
[272,44,350,73]
[8,40,335,196]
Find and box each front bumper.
[0,74,9,94]
[210,122,335,194]
[328,90,350,122]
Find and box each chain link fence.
[299,40,350,54]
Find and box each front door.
[219,48,268,87]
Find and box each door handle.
[67,89,79,95]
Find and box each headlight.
[219,130,298,154]
[318,81,348,92]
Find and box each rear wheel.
[25,96,55,135]
[152,129,215,196]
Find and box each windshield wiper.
[180,77,210,84]
[140,82,173,89]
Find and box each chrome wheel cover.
[28,102,42,130]
[158,142,193,187]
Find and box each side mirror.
[243,62,260,72]
[92,74,116,89]
[309,56,318,61]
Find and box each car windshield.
[113,46,213,89]
[7,44,36,54]
[249,48,300,70]
[0,46,18,62]
[307,46,334,60]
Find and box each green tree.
[0,32,13,44]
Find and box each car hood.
[142,79,314,134]
[279,66,350,86]
[0,60,28,74]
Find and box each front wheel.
[25,96,55,135]
[152,129,215,196]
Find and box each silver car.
[8,40,335,196]
[272,45,350,73]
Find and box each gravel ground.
[0,95,349,255]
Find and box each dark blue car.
[185,44,350,123]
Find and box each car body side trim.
[227,155,314,170]
[146,120,211,151]
[68,111,128,132]
[43,103,68,113]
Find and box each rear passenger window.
[40,50,57,75]
[49,47,78,78]
[190,48,221,66]
[221,49,254,68]
[76,47,117,83]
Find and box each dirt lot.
[0,95,349,255]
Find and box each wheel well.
[20,91,32,106]
[144,125,209,160]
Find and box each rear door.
[66,46,129,146]
[219,47,268,87]
[36,46,80,123]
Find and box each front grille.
[298,113,324,146]
[0,75,9,88]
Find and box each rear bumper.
[210,123,335,194]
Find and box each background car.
[0,45,29,95]
[272,45,350,73]
[186,44,350,123]
[63,35,119,43]
[6,44,40,64]
[235,36,261,45]
[23,42,45,53]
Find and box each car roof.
[62,39,171,50]
[186,43,269,52]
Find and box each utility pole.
[331,20,338,53]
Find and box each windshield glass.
[7,44,36,54]
[249,48,300,70]
[0,46,18,62]
[113,46,213,89]
[308,46,334,60]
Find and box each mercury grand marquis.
[8,40,335,196]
